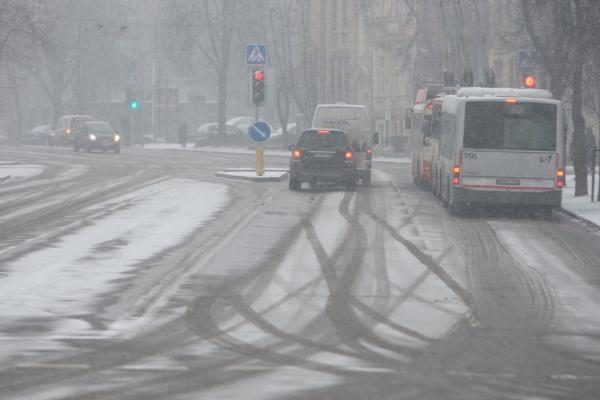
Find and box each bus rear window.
[463,102,557,151]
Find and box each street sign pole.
[255,105,262,176]
[249,121,271,177]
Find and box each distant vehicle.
[193,123,245,146]
[434,87,565,215]
[50,115,93,146]
[73,120,121,153]
[288,129,357,191]
[270,123,299,146]
[312,103,376,186]
[226,117,272,137]
[23,125,53,145]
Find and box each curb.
[558,207,600,231]
[215,171,289,183]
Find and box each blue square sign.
[247,44,267,65]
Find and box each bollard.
[256,144,264,177]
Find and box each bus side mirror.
[372,132,379,145]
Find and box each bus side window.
[431,110,441,140]
[422,117,432,145]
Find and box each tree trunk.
[572,0,587,196]
[217,70,227,146]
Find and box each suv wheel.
[346,178,356,191]
[289,178,300,191]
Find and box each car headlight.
[89,134,96,141]
[114,134,121,142]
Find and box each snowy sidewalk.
[562,171,600,227]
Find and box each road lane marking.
[119,365,189,372]
[17,363,90,370]
[446,370,516,379]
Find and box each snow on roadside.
[562,171,600,227]
[0,178,228,364]
[0,163,45,182]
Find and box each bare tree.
[166,0,239,144]
[521,0,594,196]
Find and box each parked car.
[226,117,273,137]
[270,123,299,146]
[50,115,93,146]
[23,125,53,145]
[193,123,245,146]
[73,120,121,153]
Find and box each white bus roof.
[456,87,554,99]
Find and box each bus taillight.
[452,165,461,185]
[556,168,565,188]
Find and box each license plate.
[496,178,520,185]
[313,152,332,159]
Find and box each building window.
[377,56,385,96]
[331,0,338,45]
[394,54,402,96]
[341,1,348,44]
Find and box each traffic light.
[252,69,265,105]
[522,74,537,88]
[126,88,139,110]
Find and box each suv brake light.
[318,130,330,135]
[292,149,302,159]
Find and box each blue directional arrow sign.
[246,44,267,65]
[248,121,271,143]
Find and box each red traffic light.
[523,75,537,88]
[253,70,264,81]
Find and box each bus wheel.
[289,178,301,191]
[449,202,463,215]
[363,172,371,187]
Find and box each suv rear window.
[296,130,348,151]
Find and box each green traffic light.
[130,100,138,109]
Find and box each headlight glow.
[114,134,121,142]
[89,134,96,141]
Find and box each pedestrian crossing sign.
[246,44,267,65]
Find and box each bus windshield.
[463,102,557,151]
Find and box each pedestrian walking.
[178,121,188,148]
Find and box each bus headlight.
[114,134,121,142]
[89,134,96,141]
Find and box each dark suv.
[289,129,357,191]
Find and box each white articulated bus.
[433,87,565,214]
[409,85,456,189]
[312,103,376,185]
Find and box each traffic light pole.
[255,104,264,176]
